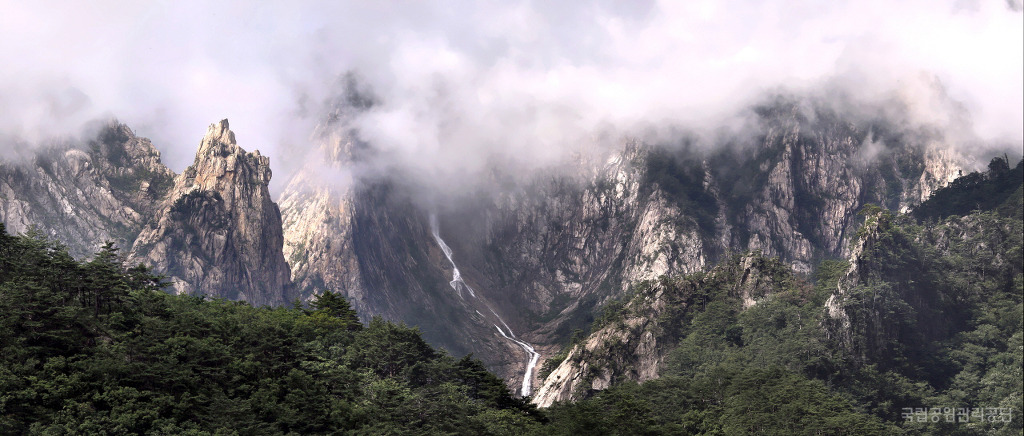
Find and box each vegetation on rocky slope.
[912,157,1023,221]
[538,162,1023,435]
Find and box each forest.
[0,227,543,434]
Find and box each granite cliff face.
[0,122,173,258]
[471,103,963,394]
[529,139,987,406]
[1,119,293,306]
[129,120,293,306]
[532,254,791,407]
[720,105,963,273]
[279,107,369,313]
[277,100,531,383]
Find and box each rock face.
[279,111,369,314]
[0,119,293,306]
[129,120,293,306]
[0,122,173,258]
[721,104,964,273]
[532,254,792,407]
[527,115,977,405]
[277,100,526,380]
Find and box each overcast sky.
[1,0,1021,193]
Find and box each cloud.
[0,0,1020,194]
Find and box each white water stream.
[429,214,540,396]
[430,215,476,298]
[492,324,541,396]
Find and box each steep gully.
[430,214,540,396]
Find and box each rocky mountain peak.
[87,120,167,169]
[184,119,272,193]
[0,121,174,257]
[128,119,293,305]
[89,121,175,193]
[199,119,237,150]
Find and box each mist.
[1,0,1021,195]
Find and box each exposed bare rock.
[0,121,173,257]
[732,104,965,273]
[273,99,966,394]
[280,76,382,311]
[621,192,706,285]
[279,118,369,312]
[277,109,522,381]
[533,254,791,407]
[128,120,293,306]
[899,144,964,212]
[519,102,965,398]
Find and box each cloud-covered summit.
[1,0,1020,193]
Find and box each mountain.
[128,120,294,305]
[3,156,1018,433]
[276,88,535,390]
[532,253,799,406]
[0,120,294,306]
[529,163,1021,433]
[6,149,1015,436]
[274,96,966,390]
[0,122,173,258]
[0,95,971,393]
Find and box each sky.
[1,0,1021,194]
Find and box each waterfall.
[430,214,475,298]
[492,323,541,396]
[430,214,540,396]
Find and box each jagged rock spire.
[206,119,236,145]
[128,119,293,305]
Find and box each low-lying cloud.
[1,0,1021,194]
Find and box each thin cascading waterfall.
[488,306,515,338]
[430,213,540,396]
[430,214,475,298]
[492,323,541,397]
